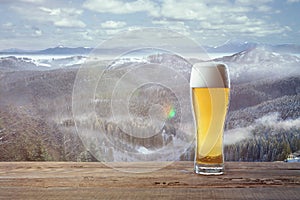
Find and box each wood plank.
[0,162,299,199]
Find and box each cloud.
[12,5,86,28]
[99,20,133,36]
[39,7,62,16]
[39,7,83,16]
[83,0,159,16]
[225,112,300,145]
[158,0,257,21]
[39,7,85,28]
[54,19,86,28]
[159,0,209,21]
[2,0,298,48]
[20,0,45,3]
[224,126,253,145]
[33,29,43,36]
[147,0,287,42]
[255,112,300,130]
[197,17,289,37]
[81,32,93,41]
[102,26,140,36]
[104,29,122,35]
[2,22,14,29]
[0,0,45,3]
[287,0,300,3]
[101,21,127,29]
[235,0,273,5]
[151,20,191,36]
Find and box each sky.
[0,0,300,50]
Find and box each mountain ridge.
[1,42,300,55]
[0,46,93,55]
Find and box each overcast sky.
[0,0,299,50]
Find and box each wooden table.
[0,162,299,199]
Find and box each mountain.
[270,44,300,54]
[229,76,300,113]
[0,55,86,71]
[0,47,299,162]
[214,47,300,83]
[204,40,300,54]
[1,42,300,55]
[36,55,86,67]
[36,46,92,54]
[0,68,80,161]
[0,56,39,71]
[0,46,92,55]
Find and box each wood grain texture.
[0,162,299,199]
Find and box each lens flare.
[163,104,176,119]
[72,28,199,173]
[168,107,176,119]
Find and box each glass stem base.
[194,163,224,175]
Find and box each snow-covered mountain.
[204,40,300,54]
[1,42,300,56]
[1,44,300,85]
[214,47,300,83]
[0,56,38,71]
[37,55,86,67]
[36,46,92,55]
[0,55,86,71]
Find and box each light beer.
[190,63,230,175]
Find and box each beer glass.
[190,63,230,175]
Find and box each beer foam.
[190,62,230,88]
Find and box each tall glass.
[190,63,230,175]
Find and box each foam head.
[190,62,230,88]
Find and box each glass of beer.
[190,62,230,175]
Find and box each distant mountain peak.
[37,46,92,54]
[215,46,284,63]
[213,46,300,84]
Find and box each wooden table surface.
[0,162,299,199]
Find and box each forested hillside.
[0,52,299,162]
